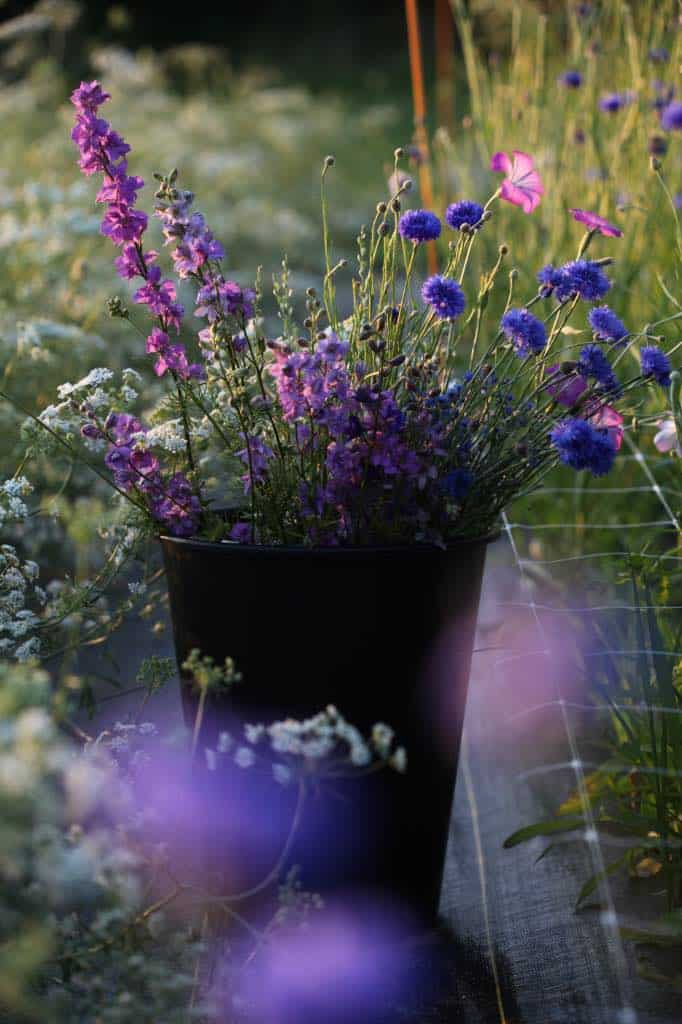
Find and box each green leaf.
[575,854,628,910]
[503,816,585,849]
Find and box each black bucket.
[160,535,495,927]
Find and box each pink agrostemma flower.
[490,150,544,213]
[588,404,624,451]
[569,208,623,238]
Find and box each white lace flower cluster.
[207,705,407,784]
[88,720,159,775]
[0,475,32,525]
[23,367,141,454]
[145,418,189,454]
[0,543,46,661]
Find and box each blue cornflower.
[661,101,682,131]
[443,467,473,501]
[577,344,620,393]
[558,70,583,88]
[541,260,612,302]
[640,345,672,387]
[599,92,632,113]
[445,200,484,231]
[500,308,547,357]
[649,47,669,64]
[398,209,441,244]
[421,275,466,320]
[588,305,628,346]
[537,264,566,296]
[550,418,617,476]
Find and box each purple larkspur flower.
[421,275,466,320]
[95,162,144,206]
[500,308,547,357]
[237,435,275,493]
[70,80,111,113]
[114,243,157,280]
[230,522,253,543]
[134,269,184,330]
[100,203,147,246]
[151,473,201,538]
[398,209,441,243]
[194,281,255,323]
[569,208,622,238]
[550,418,617,475]
[445,200,484,231]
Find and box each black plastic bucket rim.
[159,529,501,558]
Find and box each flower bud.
[376,201,387,214]
[324,155,335,168]
[394,147,404,159]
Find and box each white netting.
[456,428,680,1023]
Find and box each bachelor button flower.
[599,92,633,113]
[443,468,473,501]
[661,101,682,131]
[588,306,628,345]
[490,150,544,213]
[421,275,466,320]
[398,209,441,243]
[539,260,612,302]
[640,345,672,387]
[500,308,547,357]
[445,200,484,231]
[558,70,583,88]
[550,418,617,476]
[577,344,620,393]
[652,81,675,112]
[568,208,622,238]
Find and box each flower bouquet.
[8,81,677,923]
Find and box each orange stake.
[404,0,438,275]
[435,0,455,132]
